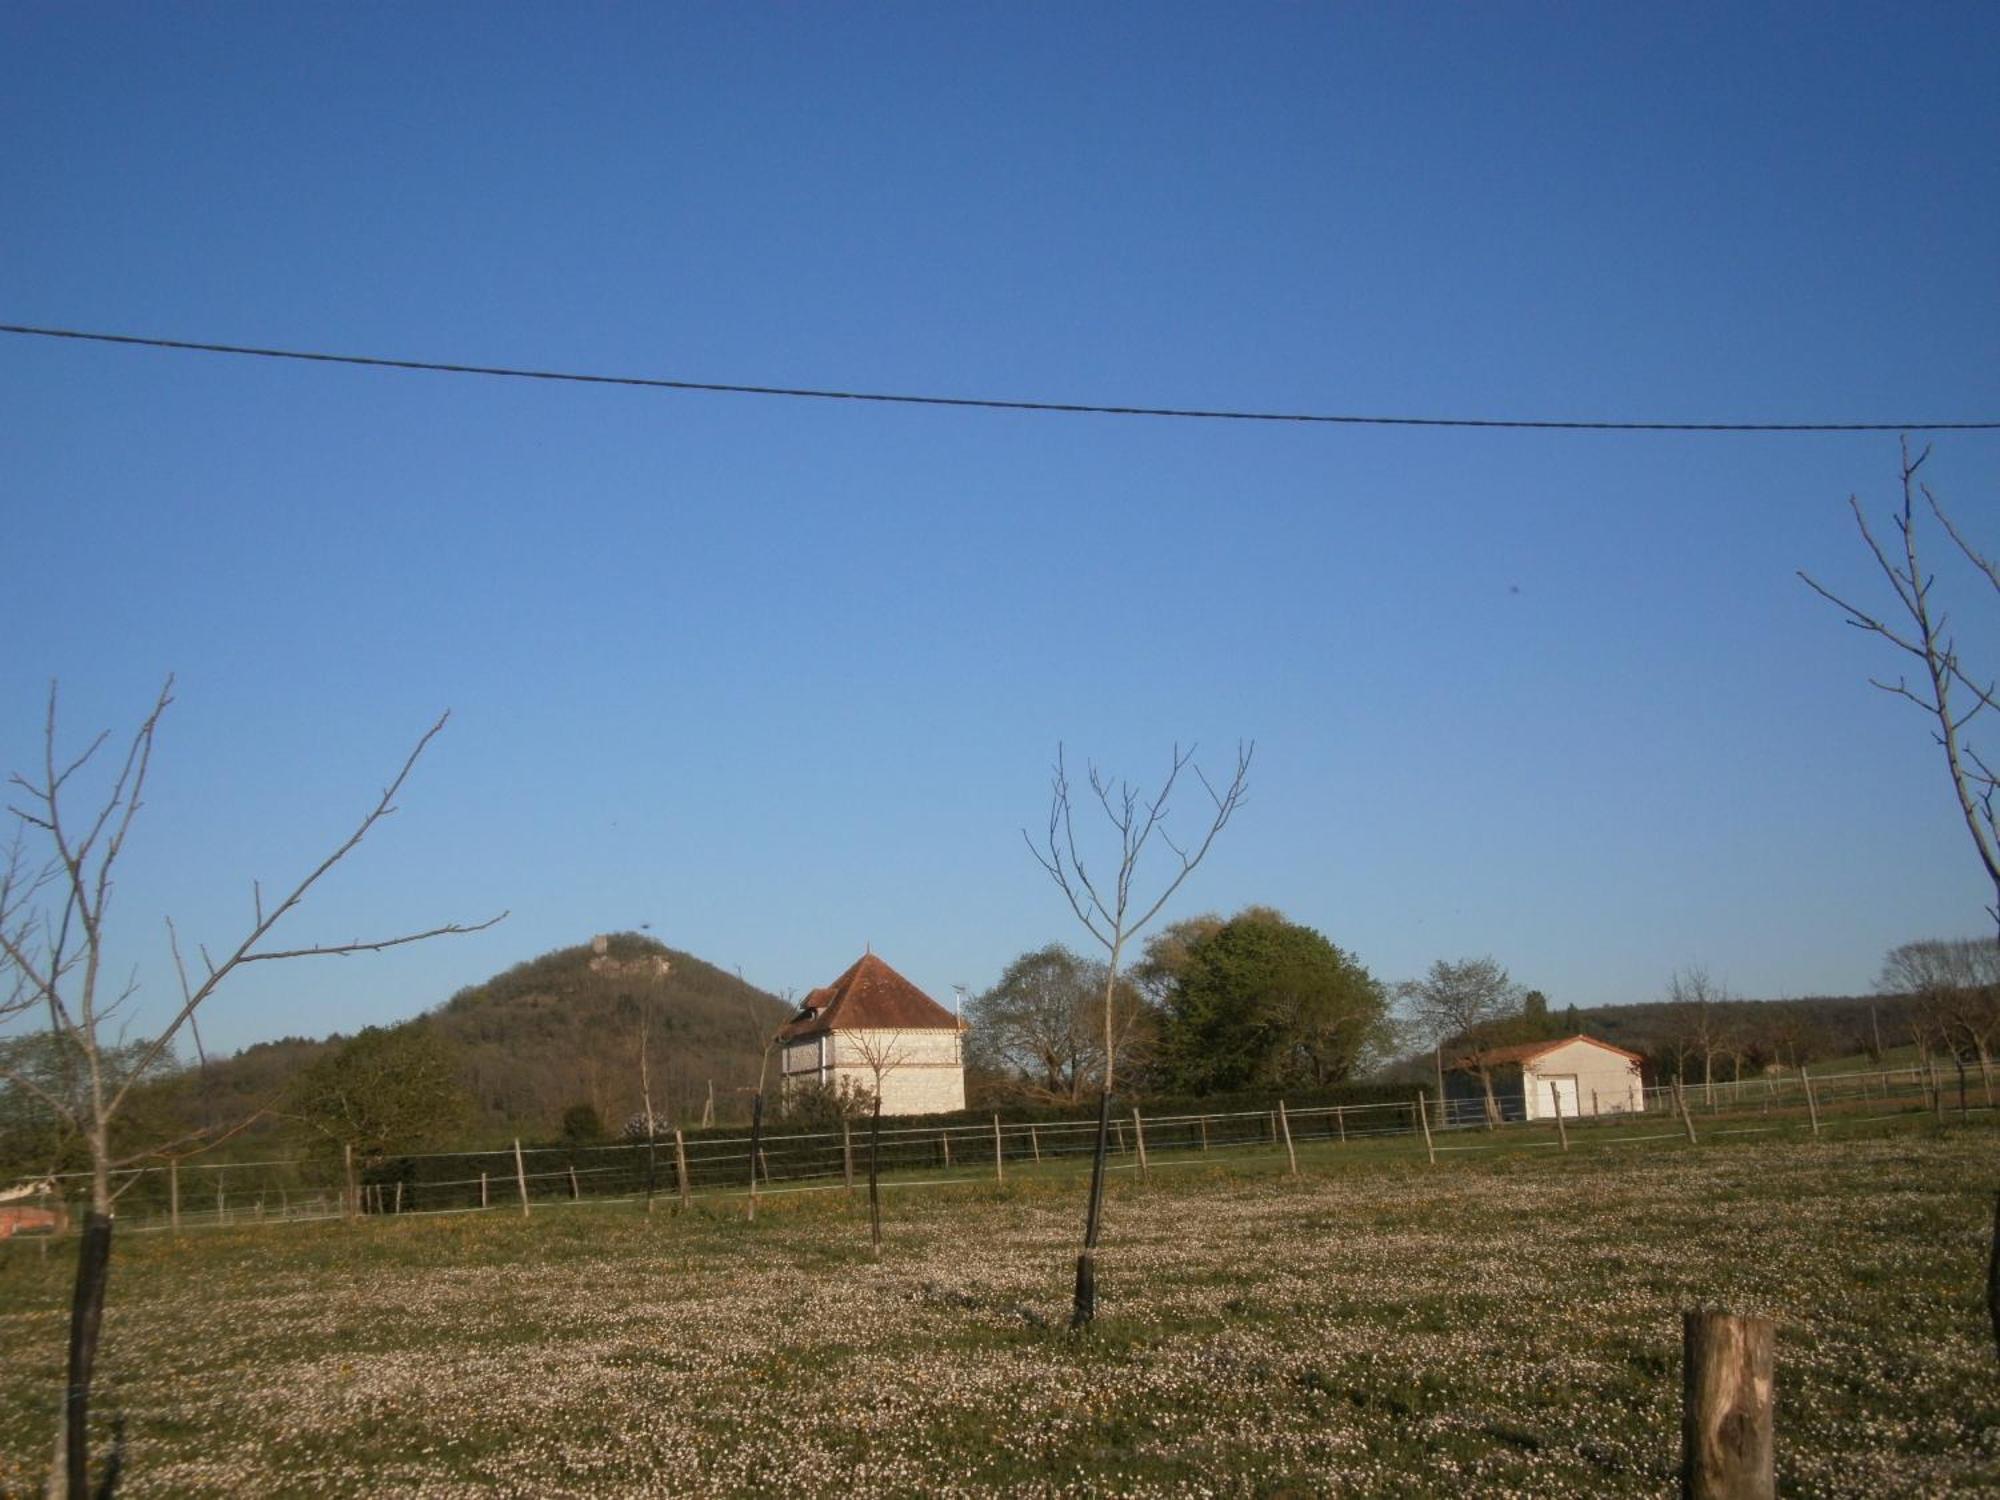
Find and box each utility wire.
[4,321,1995,433]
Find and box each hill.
[432,932,789,1133]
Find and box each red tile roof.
[775,953,962,1041]
[1455,1034,1645,1069]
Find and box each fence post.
[993,1115,1005,1184]
[1335,1105,1346,1144]
[673,1128,691,1211]
[1277,1101,1297,1176]
[343,1143,358,1220]
[1416,1093,1436,1165]
[1029,1123,1041,1164]
[1552,1087,1568,1152]
[513,1137,530,1218]
[939,1129,951,1169]
[216,1169,227,1226]
[169,1159,181,1233]
[1801,1067,1820,1139]
[1681,1309,1775,1500]
[1675,1080,1699,1145]
[567,1166,580,1202]
[480,1171,488,1210]
[1198,1116,1209,1153]
[1132,1108,1150,1182]
[746,1092,765,1222]
[393,1182,404,1215]
[843,1121,856,1195]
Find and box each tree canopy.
[1154,909,1387,1093]
[966,944,1147,1103]
[288,1023,472,1161]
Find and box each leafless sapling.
[1025,740,1251,1328]
[0,679,503,1498]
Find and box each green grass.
[1,1115,1994,1497]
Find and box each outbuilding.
[1446,1034,1646,1125]
[775,952,967,1116]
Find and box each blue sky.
[3,5,1997,1055]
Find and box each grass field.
[1,1117,1994,1497]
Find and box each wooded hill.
[119,935,789,1154]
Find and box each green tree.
[559,1102,606,1144]
[1157,910,1387,1093]
[290,1023,471,1162]
[967,943,1149,1103]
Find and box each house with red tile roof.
[1444,1034,1646,1126]
[776,953,967,1116]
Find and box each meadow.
[0,1118,1994,1497]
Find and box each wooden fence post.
[1029,1123,1041,1164]
[1932,1061,1946,1122]
[1675,1080,1699,1145]
[1801,1067,1820,1139]
[940,1130,951,1169]
[1198,1115,1209,1153]
[393,1181,404,1215]
[169,1159,181,1232]
[1132,1108,1150,1182]
[1681,1309,1775,1500]
[1277,1100,1297,1176]
[567,1166,580,1201]
[480,1171,488,1210]
[993,1115,1005,1184]
[1416,1093,1436,1165]
[343,1143,358,1221]
[513,1138,530,1218]
[1551,1087,1568,1152]
[843,1121,856,1195]
[1334,1105,1346,1144]
[673,1128,691,1211]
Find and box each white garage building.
[1448,1034,1647,1123]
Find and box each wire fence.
[3,1060,1991,1237]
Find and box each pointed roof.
[775,953,962,1041]
[1455,1033,1645,1069]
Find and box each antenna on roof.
[951,983,969,1020]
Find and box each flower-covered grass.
[0,1117,1993,1496]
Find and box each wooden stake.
[343,1142,358,1220]
[1029,1123,1040,1164]
[513,1137,530,1218]
[1551,1086,1568,1152]
[1681,1309,1776,1500]
[1132,1108,1150,1182]
[1801,1067,1820,1138]
[1416,1093,1436,1165]
[169,1158,180,1232]
[480,1171,488,1209]
[842,1120,855,1195]
[393,1181,404,1215]
[1199,1115,1209,1152]
[567,1165,580,1201]
[673,1128,691,1211]
[1675,1080,1699,1145]
[746,1092,764,1222]
[1277,1100,1297,1175]
[992,1115,1005,1184]
[1334,1105,1346,1144]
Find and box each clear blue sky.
[4,5,1998,1055]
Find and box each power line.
[3,320,1995,433]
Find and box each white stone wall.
[831,1028,965,1116]
[1522,1040,1644,1118]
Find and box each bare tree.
[0,680,502,1497]
[1398,957,1523,1127]
[1801,442,2000,932]
[1025,740,1251,1328]
[842,1028,910,1258]
[1664,966,1734,1106]
[1881,937,1999,1106]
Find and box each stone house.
[776,953,967,1116]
